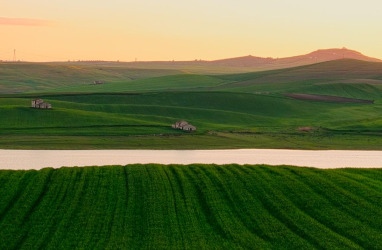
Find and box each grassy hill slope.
[0,164,381,249]
[0,62,181,93]
[1,59,382,149]
[212,59,382,98]
[39,74,229,93]
[3,59,382,98]
[1,91,382,149]
[33,60,382,102]
[2,92,382,133]
[217,59,382,82]
[88,48,381,74]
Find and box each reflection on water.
[1,149,382,170]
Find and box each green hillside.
[39,74,229,93]
[1,59,382,149]
[1,91,382,149]
[0,62,181,93]
[28,60,382,103]
[212,59,382,97]
[3,59,382,99]
[1,164,381,249]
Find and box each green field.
[1,59,382,149]
[0,90,381,149]
[29,59,382,95]
[0,62,182,93]
[1,164,381,249]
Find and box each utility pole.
[13,49,16,62]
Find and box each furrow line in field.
[230,166,317,248]
[46,168,88,248]
[162,166,186,249]
[285,167,382,236]
[104,166,128,248]
[13,168,54,249]
[332,170,382,195]
[37,168,79,249]
[261,166,363,248]
[222,165,295,245]
[0,171,30,223]
[245,166,326,249]
[202,165,271,248]
[183,166,231,241]
[168,165,211,248]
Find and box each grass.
[1,90,382,149]
[0,62,181,93]
[0,132,382,150]
[31,60,382,96]
[1,59,382,149]
[211,60,382,99]
[1,60,382,249]
[38,74,229,93]
[3,59,382,95]
[0,164,381,249]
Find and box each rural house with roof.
[31,99,52,109]
[172,120,196,131]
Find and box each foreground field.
[0,164,381,249]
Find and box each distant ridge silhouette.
[121,48,381,72]
[210,48,381,67]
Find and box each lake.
[1,149,382,170]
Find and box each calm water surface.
[1,149,382,170]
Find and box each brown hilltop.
[124,48,382,73]
[210,48,381,68]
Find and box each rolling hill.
[1,89,382,149]
[120,48,382,73]
[212,59,382,99]
[33,74,230,93]
[35,59,382,102]
[1,59,382,149]
[212,48,381,67]
[0,62,181,93]
[1,48,381,95]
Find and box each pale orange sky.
[1,0,382,62]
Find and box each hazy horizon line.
[0,47,380,63]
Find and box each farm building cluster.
[172,120,196,132]
[31,99,52,109]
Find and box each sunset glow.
[1,0,382,61]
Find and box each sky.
[1,0,382,62]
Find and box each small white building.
[31,99,52,109]
[172,120,196,131]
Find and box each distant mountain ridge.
[116,48,382,73]
[2,48,380,76]
[210,48,381,67]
